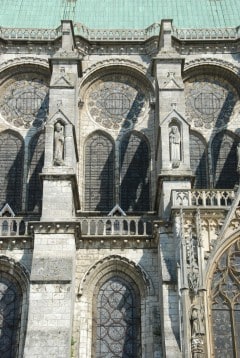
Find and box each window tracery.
[85,133,114,211]
[0,74,49,129]
[185,75,238,130]
[86,74,148,131]
[210,239,240,357]
[93,276,141,358]
[0,275,22,358]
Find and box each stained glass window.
[0,274,22,358]
[120,133,150,211]
[93,276,141,358]
[0,132,24,213]
[211,239,240,357]
[190,133,208,188]
[27,132,45,212]
[85,133,114,211]
[212,131,238,189]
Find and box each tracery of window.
[86,73,148,131]
[27,132,45,212]
[190,133,208,188]
[85,133,114,211]
[120,133,150,211]
[185,74,238,130]
[0,273,22,358]
[0,131,24,213]
[210,239,240,357]
[212,131,238,189]
[0,73,49,129]
[93,276,141,358]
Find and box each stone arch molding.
[80,58,155,98]
[184,58,239,77]
[0,57,49,74]
[0,255,30,286]
[82,58,150,77]
[78,255,154,299]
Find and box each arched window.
[27,132,45,212]
[0,257,29,358]
[93,276,141,357]
[212,131,238,189]
[210,239,240,357]
[85,133,114,211]
[0,131,24,213]
[190,132,208,188]
[120,132,150,211]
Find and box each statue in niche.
[54,122,65,166]
[169,125,181,167]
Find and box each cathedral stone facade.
[0,3,240,357]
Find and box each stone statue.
[54,122,64,165]
[169,125,181,164]
[191,305,205,337]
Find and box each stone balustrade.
[172,27,238,40]
[171,189,235,208]
[0,217,29,236]
[0,27,60,40]
[1,23,238,42]
[78,217,153,237]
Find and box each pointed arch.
[190,131,209,188]
[27,130,45,212]
[207,237,240,357]
[84,131,114,211]
[211,130,239,189]
[0,256,29,358]
[77,255,153,358]
[0,130,24,213]
[120,131,150,212]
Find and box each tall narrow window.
[190,132,208,188]
[120,133,150,211]
[0,274,23,357]
[0,131,24,213]
[212,131,238,189]
[28,132,45,212]
[211,239,240,357]
[93,276,141,357]
[85,133,114,211]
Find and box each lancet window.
[93,276,141,357]
[85,132,114,211]
[212,131,238,189]
[0,131,24,213]
[0,273,23,357]
[27,132,45,212]
[190,132,208,188]
[120,132,150,211]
